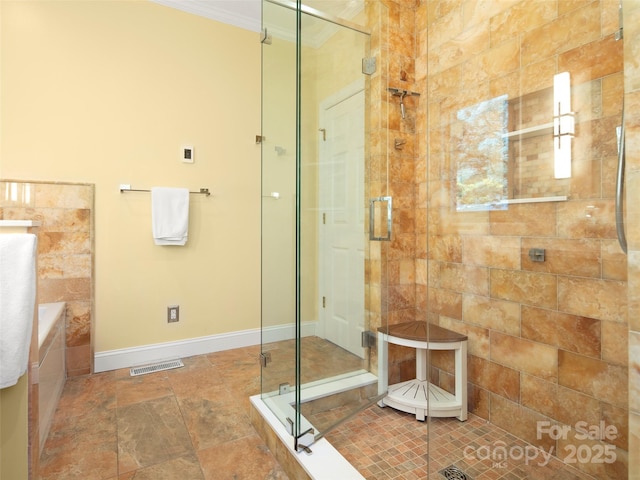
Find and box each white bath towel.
[151,187,190,246]
[0,234,37,389]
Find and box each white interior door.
[319,84,365,358]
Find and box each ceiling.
[151,0,262,32]
[150,0,365,46]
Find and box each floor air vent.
[439,465,470,480]
[130,359,184,376]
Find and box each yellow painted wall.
[261,32,297,331]
[0,375,29,480]
[1,1,261,351]
[0,392,2,478]
[0,391,2,478]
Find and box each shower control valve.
[528,248,545,262]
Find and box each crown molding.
[151,0,365,47]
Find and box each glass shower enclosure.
[260,0,388,449]
[259,0,632,478]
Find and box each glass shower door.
[423,2,629,479]
[297,8,378,441]
[260,0,387,447]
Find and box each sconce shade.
[553,72,574,179]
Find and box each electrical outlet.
[167,305,179,323]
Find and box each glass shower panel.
[260,0,298,434]
[424,2,628,479]
[296,6,379,442]
[261,0,388,446]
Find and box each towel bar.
[119,185,210,196]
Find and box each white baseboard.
[94,321,317,373]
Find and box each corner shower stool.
[377,321,468,421]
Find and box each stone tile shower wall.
[364,0,424,383]
[0,181,94,377]
[415,1,628,477]
[623,0,640,477]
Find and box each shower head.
[388,88,420,119]
[388,87,420,97]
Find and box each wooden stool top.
[378,321,467,343]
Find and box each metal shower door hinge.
[361,330,376,348]
[259,351,272,367]
[615,1,623,41]
[295,427,315,454]
[261,28,272,45]
[362,56,376,75]
[279,383,290,395]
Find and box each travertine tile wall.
[367,0,631,477]
[365,0,424,382]
[0,181,94,377]
[624,1,640,477]
[420,1,628,477]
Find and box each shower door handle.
[369,196,392,241]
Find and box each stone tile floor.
[324,406,597,480]
[38,342,597,479]
[38,346,285,480]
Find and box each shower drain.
[439,465,471,480]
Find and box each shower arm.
[616,105,627,254]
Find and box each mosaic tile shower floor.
[38,343,595,479]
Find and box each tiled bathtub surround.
[0,180,94,377]
[364,0,632,477]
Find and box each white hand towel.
[0,234,37,389]
[151,187,190,246]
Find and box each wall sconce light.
[553,72,574,179]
